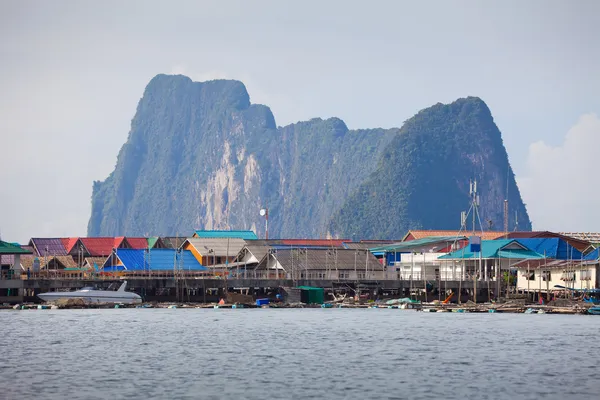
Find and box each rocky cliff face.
[88,75,531,238]
[330,97,531,238]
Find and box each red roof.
[280,239,349,247]
[61,237,80,253]
[79,238,116,256]
[126,237,149,249]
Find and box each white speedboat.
[38,281,142,304]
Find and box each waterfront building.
[370,236,467,280]
[253,248,383,280]
[437,239,543,281]
[182,237,247,268]
[103,248,207,273]
[0,240,31,280]
[514,258,599,294]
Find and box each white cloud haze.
[519,114,600,231]
[0,0,599,242]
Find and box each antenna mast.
[503,200,509,234]
[504,164,510,234]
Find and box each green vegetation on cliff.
[330,97,530,239]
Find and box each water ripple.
[1,309,599,399]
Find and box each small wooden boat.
[587,306,600,315]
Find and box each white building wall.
[516,265,599,291]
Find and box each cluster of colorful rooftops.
[1,229,599,293]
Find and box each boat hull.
[37,292,142,304]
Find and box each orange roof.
[61,237,80,253]
[403,230,506,242]
[114,237,127,248]
[126,237,149,249]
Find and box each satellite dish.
[259,208,266,216]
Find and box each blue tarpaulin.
[111,249,207,271]
[515,238,584,260]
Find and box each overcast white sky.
[0,0,599,243]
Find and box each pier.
[1,274,503,305]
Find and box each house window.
[561,271,576,282]
[524,271,535,281]
[358,272,365,279]
[581,270,592,281]
[542,271,551,281]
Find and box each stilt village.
[2,223,600,314]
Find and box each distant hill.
[88,74,531,238]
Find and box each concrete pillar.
[11,254,20,275]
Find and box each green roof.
[193,230,258,240]
[369,236,467,253]
[0,241,31,254]
[438,239,544,260]
[147,237,160,248]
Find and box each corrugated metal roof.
[404,230,505,241]
[194,230,258,240]
[79,238,116,256]
[515,238,584,260]
[344,240,398,250]
[280,239,349,247]
[147,237,163,248]
[161,237,187,249]
[369,236,467,253]
[184,238,247,257]
[439,240,543,260]
[504,231,590,251]
[0,241,32,255]
[237,244,271,264]
[126,237,149,249]
[29,238,68,256]
[560,232,600,243]
[261,248,381,271]
[61,237,79,253]
[114,237,127,248]
[584,248,599,261]
[114,249,206,271]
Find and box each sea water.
[1,309,598,399]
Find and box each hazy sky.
[1,0,599,243]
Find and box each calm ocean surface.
[1,309,598,400]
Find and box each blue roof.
[439,239,543,260]
[194,230,258,240]
[584,247,599,261]
[114,249,207,271]
[515,238,584,260]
